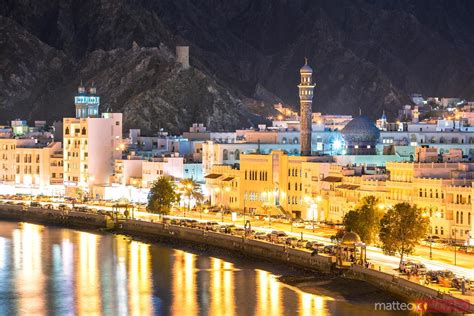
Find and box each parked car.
[438,270,456,287]
[205,222,220,231]
[285,237,298,247]
[292,220,305,228]
[400,260,426,275]
[170,219,180,225]
[253,231,268,240]
[219,225,236,234]
[296,239,309,248]
[197,222,207,230]
[304,221,318,230]
[426,270,441,284]
[269,231,287,243]
[186,220,199,228]
[323,245,335,255]
[232,228,246,236]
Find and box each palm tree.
[179,178,204,217]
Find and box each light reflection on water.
[0,222,398,315]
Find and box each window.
[81,127,86,135]
[116,121,120,126]
[235,150,240,160]
[223,149,228,161]
[65,127,69,135]
[440,227,444,235]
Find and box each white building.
[142,156,184,188]
[63,83,123,195]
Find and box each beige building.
[0,139,34,183]
[63,113,122,189]
[205,150,474,243]
[15,142,63,188]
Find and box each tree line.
[340,196,430,266]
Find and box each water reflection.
[0,221,394,315]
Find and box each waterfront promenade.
[0,203,472,313]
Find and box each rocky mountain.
[1,0,473,133]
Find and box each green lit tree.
[147,176,177,218]
[379,202,430,266]
[342,196,383,244]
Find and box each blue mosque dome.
[341,116,380,154]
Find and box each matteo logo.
[75,96,100,104]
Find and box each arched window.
[469,213,471,225]
[81,127,86,135]
[460,212,464,224]
[65,127,70,135]
[223,149,228,160]
[235,150,240,160]
[282,137,287,144]
[293,137,299,144]
[456,211,459,223]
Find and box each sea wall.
[346,265,473,313]
[0,205,110,229]
[116,219,335,273]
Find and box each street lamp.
[452,228,457,266]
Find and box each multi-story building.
[0,139,34,183]
[113,158,143,186]
[142,156,184,188]
[15,142,63,188]
[63,83,122,193]
[205,150,474,243]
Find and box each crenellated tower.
[298,59,315,156]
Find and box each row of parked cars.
[166,218,337,254]
[400,260,474,292]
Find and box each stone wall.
[347,265,474,313]
[117,219,334,273]
[0,205,110,229]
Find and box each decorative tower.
[298,58,315,156]
[74,81,100,118]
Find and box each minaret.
[74,81,100,118]
[298,58,315,156]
